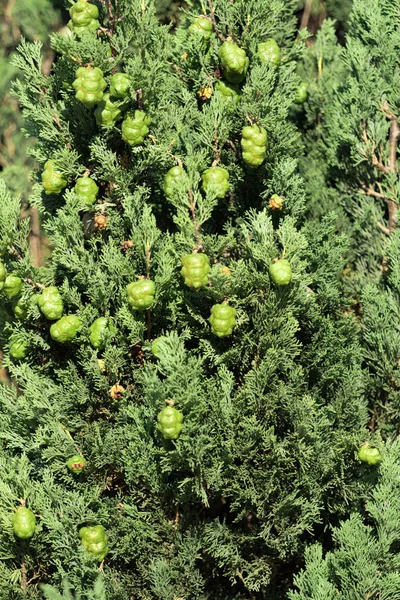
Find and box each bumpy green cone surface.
[12,507,36,540]
[13,296,30,320]
[188,17,213,40]
[89,317,114,349]
[0,262,6,291]
[219,40,249,84]
[41,160,67,195]
[74,176,99,205]
[110,73,132,99]
[209,303,237,337]
[157,406,183,440]
[79,525,109,561]
[126,280,155,310]
[94,93,123,127]
[68,0,99,35]
[241,124,268,167]
[201,166,230,198]
[181,253,210,290]
[163,166,189,198]
[37,286,64,321]
[358,444,382,466]
[73,67,107,108]
[121,110,151,146]
[67,455,87,474]
[269,259,292,286]
[10,340,28,360]
[294,81,308,105]
[4,274,22,298]
[50,315,81,343]
[215,80,241,107]
[257,39,281,67]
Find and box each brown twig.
[189,188,203,251]
[206,1,226,42]
[376,221,390,236]
[29,208,42,268]
[24,279,45,290]
[52,110,72,151]
[387,117,399,231]
[360,182,388,201]
[9,245,23,260]
[21,552,27,594]
[361,124,390,175]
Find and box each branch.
[205,1,226,42]
[189,188,203,251]
[299,0,313,31]
[361,124,390,175]
[376,221,390,236]
[360,181,388,200]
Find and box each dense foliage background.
[3,0,400,598]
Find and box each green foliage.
[0,0,389,597]
[289,436,400,599]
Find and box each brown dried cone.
[94,215,107,230]
[109,383,125,399]
[120,240,134,253]
[269,194,284,210]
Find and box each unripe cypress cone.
[126,280,155,310]
[163,166,189,199]
[0,262,6,291]
[67,455,87,473]
[209,303,236,337]
[12,507,36,540]
[13,296,30,320]
[73,67,107,108]
[42,160,67,195]
[201,166,230,198]
[188,17,213,40]
[110,73,132,99]
[89,317,115,349]
[151,336,167,357]
[157,406,183,440]
[269,259,292,286]
[241,124,268,168]
[358,443,382,466]
[215,80,241,108]
[74,176,99,205]
[4,274,22,298]
[79,525,109,561]
[295,82,308,105]
[94,93,122,127]
[37,286,64,320]
[219,40,249,84]
[10,340,28,360]
[50,315,81,342]
[257,39,281,67]
[121,110,151,146]
[68,0,100,35]
[181,253,210,290]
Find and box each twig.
[52,110,72,151]
[360,182,388,201]
[29,208,41,268]
[212,125,220,166]
[146,310,152,341]
[206,1,226,42]
[21,551,27,594]
[9,245,23,260]
[145,243,151,279]
[376,221,390,236]
[387,117,399,230]
[24,279,45,290]
[189,188,203,251]
[361,124,390,175]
